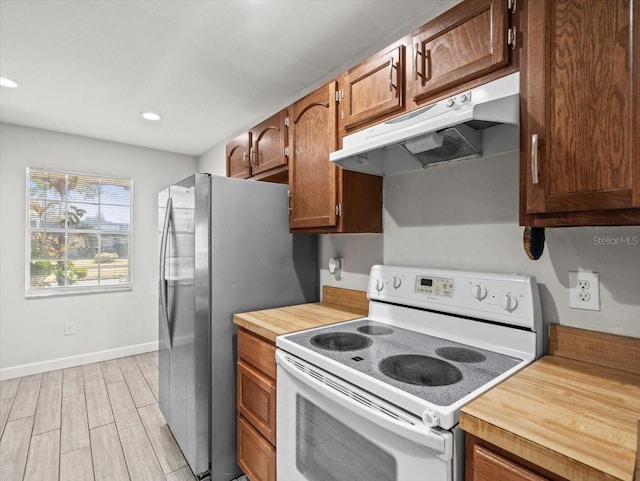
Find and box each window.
[26,168,132,297]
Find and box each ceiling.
[0,0,458,156]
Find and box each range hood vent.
[330,73,519,176]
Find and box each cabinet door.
[237,415,276,481]
[237,361,276,445]
[251,110,288,178]
[289,81,339,229]
[472,444,549,481]
[411,0,509,103]
[342,43,405,132]
[226,133,251,179]
[522,0,640,222]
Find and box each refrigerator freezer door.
[158,187,172,428]
[160,174,211,478]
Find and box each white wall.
[321,150,640,338]
[0,123,197,378]
[198,142,226,177]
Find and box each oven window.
[296,395,396,481]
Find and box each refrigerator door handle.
[159,196,173,351]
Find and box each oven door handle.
[276,350,452,457]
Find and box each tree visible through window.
[27,168,132,296]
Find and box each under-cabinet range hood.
[330,72,520,176]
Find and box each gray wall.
[198,140,640,338]
[321,150,640,338]
[0,123,197,376]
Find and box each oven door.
[276,350,453,481]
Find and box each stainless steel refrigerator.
[158,174,318,480]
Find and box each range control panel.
[368,265,541,331]
[415,276,453,297]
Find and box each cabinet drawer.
[237,360,276,445]
[238,415,276,481]
[238,328,276,379]
[473,444,549,481]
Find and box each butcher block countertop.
[233,286,368,342]
[460,325,640,481]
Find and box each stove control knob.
[445,98,455,108]
[375,279,384,292]
[499,294,518,312]
[471,283,487,300]
[457,92,470,103]
[392,275,402,289]
[422,408,440,427]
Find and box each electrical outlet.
[569,272,600,311]
[64,322,76,336]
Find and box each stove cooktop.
[283,319,521,407]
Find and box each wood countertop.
[233,286,368,342]
[460,326,640,481]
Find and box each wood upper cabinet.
[226,110,289,183]
[226,133,251,179]
[341,40,406,133]
[250,109,289,182]
[289,81,340,230]
[410,0,510,104]
[289,81,383,233]
[520,0,640,226]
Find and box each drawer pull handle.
[531,134,539,184]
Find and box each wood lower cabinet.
[238,415,276,481]
[471,444,548,481]
[289,81,382,233]
[237,329,277,481]
[340,39,407,134]
[410,0,511,104]
[520,0,640,226]
[237,361,276,445]
[466,435,568,481]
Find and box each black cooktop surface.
[284,319,522,406]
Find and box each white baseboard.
[0,341,159,380]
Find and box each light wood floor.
[0,352,197,481]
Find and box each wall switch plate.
[569,272,600,311]
[64,322,76,336]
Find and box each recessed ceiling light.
[0,77,21,88]
[141,111,162,121]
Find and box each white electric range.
[275,265,543,481]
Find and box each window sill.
[26,285,133,298]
